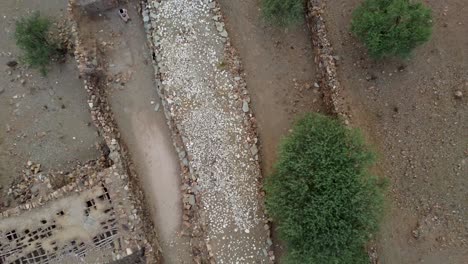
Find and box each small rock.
[6,60,18,68]
[215,22,224,32]
[154,103,160,112]
[250,145,258,156]
[143,15,150,23]
[266,238,273,246]
[454,90,463,99]
[220,30,228,38]
[245,229,250,234]
[126,248,133,255]
[0,87,4,94]
[187,194,195,206]
[178,150,186,159]
[314,82,319,88]
[242,100,249,112]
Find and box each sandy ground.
[323,0,468,263]
[72,2,192,263]
[0,0,100,207]
[217,0,326,261]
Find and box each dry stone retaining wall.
[306,0,350,123]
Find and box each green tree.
[265,114,385,263]
[351,0,432,59]
[15,12,59,75]
[262,0,305,26]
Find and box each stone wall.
[306,0,350,123]
[67,0,160,262]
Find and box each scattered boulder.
[454,90,463,99]
[6,60,18,68]
[242,100,249,112]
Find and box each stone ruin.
[0,166,150,264]
[0,1,158,263]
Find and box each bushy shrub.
[351,0,432,59]
[15,12,59,75]
[262,0,305,26]
[265,114,385,263]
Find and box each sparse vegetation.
[15,12,60,75]
[265,114,385,263]
[351,0,432,59]
[262,0,305,26]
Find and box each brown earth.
[0,0,101,209]
[217,0,326,262]
[217,0,325,179]
[323,0,468,263]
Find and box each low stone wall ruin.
[306,0,350,123]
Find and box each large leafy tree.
[265,114,385,263]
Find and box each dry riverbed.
[145,0,273,262]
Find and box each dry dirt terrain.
[217,0,326,261]
[323,0,468,263]
[217,0,325,177]
[0,0,100,209]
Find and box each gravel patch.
[144,0,271,262]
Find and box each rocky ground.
[0,0,101,210]
[145,0,272,262]
[322,0,468,263]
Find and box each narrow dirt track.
[217,0,325,177]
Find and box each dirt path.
[217,0,325,177]
[0,0,100,208]
[71,3,192,263]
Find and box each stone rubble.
[142,0,272,262]
[306,0,350,121]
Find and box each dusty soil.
[0,0,100,207]
[323,0,468,263]
[217,0,325,177]
[72,2,192,263]
[217,0,326,262]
